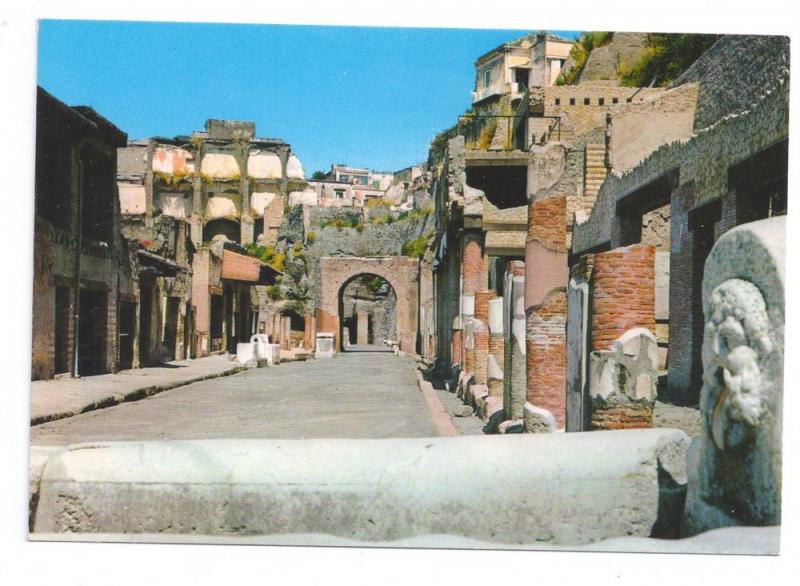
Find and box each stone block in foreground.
[32,429,689,545]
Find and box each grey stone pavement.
[30,352,464,447]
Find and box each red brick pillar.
[315,308,339,350]
[462,230,483,375]
[589,244,656,430]
[474,290,494,384]
[591,244,656,351]
[526,292,567,422]
[525,195,568,430]
[303,312,314,350]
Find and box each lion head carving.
[701,278,773,450]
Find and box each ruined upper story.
[117,119,307,229]
[118,119,305,186]
[35,87,128,253]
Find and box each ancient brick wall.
[590,244,655,351]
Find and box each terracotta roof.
[221,249,281,284]
[221,249,262,282]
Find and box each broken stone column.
[461,231,483,377]
[473,291,494,385]
[487,297,504,398]
[586,244,657,430]
[525,195,568,431]
[451,318,463,369]
[588,328,659,430]
[462,294,475,375]
[504,261,526,421]
[683,217,784,536]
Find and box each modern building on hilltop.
[472,31,573,108]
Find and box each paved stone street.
[30,353,445,446]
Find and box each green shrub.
[401,235,428,258]
[366,277,384,294]
[305,231,316,244]
[355,221,364,233]
[265,285,282,300]
[619,33,721,87]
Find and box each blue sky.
[38,21,579,176]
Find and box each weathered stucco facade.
[32,88,129,380]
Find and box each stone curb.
[414,364,459,437]
[30,365,248,427]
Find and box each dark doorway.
[78,288,107,376]
[238,291,251,345]
[225,289,234,352]
[54,286,71,374]
[732,140,788,225]
[163,296,180,361]
[184,308,194,360]
[139,282,153,366]
[687,200,721,405]
[118,300,136,370]
[210,294,224,352]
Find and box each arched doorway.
[338,274,397,350]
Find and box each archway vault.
[317,256,419,352]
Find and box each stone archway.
[317,256,419,352]
[339,274,397,348]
